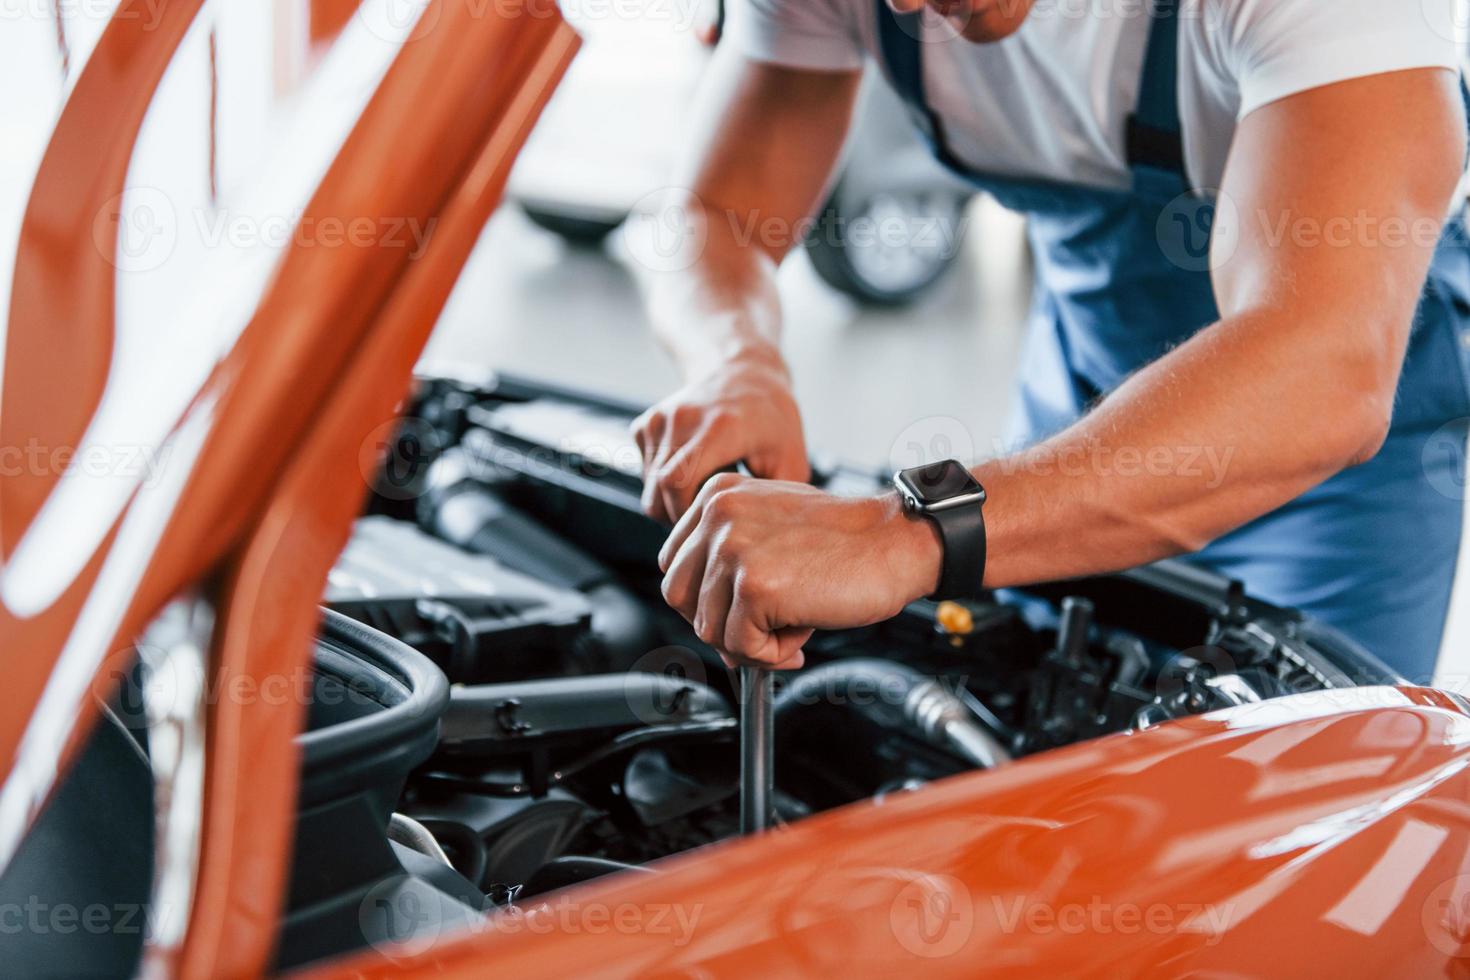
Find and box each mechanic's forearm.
[965,306,1404,589]
[643,200,788,382]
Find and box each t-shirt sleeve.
[1223,0,1464,120]
[722,0,865,72]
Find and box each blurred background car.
[507,0,978,305]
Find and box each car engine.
[266,372,1398,968]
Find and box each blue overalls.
[875,1,1470,680]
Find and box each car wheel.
[521,204,626,245]
[804,189,970,306]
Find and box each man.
[633,0,1470,680]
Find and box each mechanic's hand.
[632,354,809,524]
[658,474,942,669]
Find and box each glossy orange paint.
[0,0,209,821]
[310,687,1470,977]
[173,11,580,975]
[309,0,363,45]
[3,1,576,976]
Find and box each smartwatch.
[893,460,987,601]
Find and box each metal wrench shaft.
[694,463,774,834]
[739,665,774,834]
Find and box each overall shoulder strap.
[874,1,973,175]
[875,0,1190,195]
[1128,0,1188,195]
[875,1,923,103]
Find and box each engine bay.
[271,372,1397,967]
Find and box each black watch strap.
[928,500,987,601]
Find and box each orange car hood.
[317,686,1470,977]
[6,3,1470,979]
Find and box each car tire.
[521,204,626,245]
[804,188,971,306]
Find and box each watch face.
[896,460,985,511]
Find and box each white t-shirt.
[725,0,1466,193]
